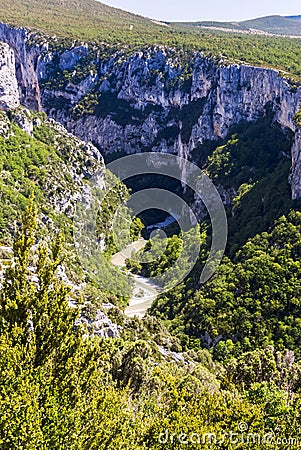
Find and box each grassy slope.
[0,0,167,41]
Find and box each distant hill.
[176,15,301,36]
[241,15,301,35]
[286,16,301,20]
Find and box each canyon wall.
[0,23,300,198]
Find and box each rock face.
[39,47,301,200]
[75,308,122,339]
[0,29,105,217]
[0,23,42,111]
[59,45,89,71]
[290,129,301,199]
[0,105,105,218]
[0,23,300,198]
[0,41,20,110]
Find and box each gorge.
[1,2,301,446]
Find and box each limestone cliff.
[0,23,42,111]
[0,28,104,220]
[0,23,300,199]
[0,41,20,110]
[290,129,301,199]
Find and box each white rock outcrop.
[0,23,42,111]
[290,129,301,200]
[0,41,20,110]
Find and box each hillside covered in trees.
[1,200,301,449]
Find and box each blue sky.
[100,0,301,22]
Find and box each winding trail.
[111,239,161,318]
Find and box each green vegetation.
[127,234,184,277]
[151,211,301,358]
[0,109,72,238]
[2,200,301,448]
[0,107,108,242]
[0,108,136,308]
[1,2,301,445]
[202,116,295,251]
[126,227,206,291]
[0,0,158,42]
[294,109,301,126]
[242,15,301,36]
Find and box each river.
[111,239,161,318]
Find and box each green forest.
[1,199,301,449]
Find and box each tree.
[0,197,142,449]
[0,195,78,367]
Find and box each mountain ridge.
[0,0,301,84]
[176,14,301,36]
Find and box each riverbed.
[111,239,161,318]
